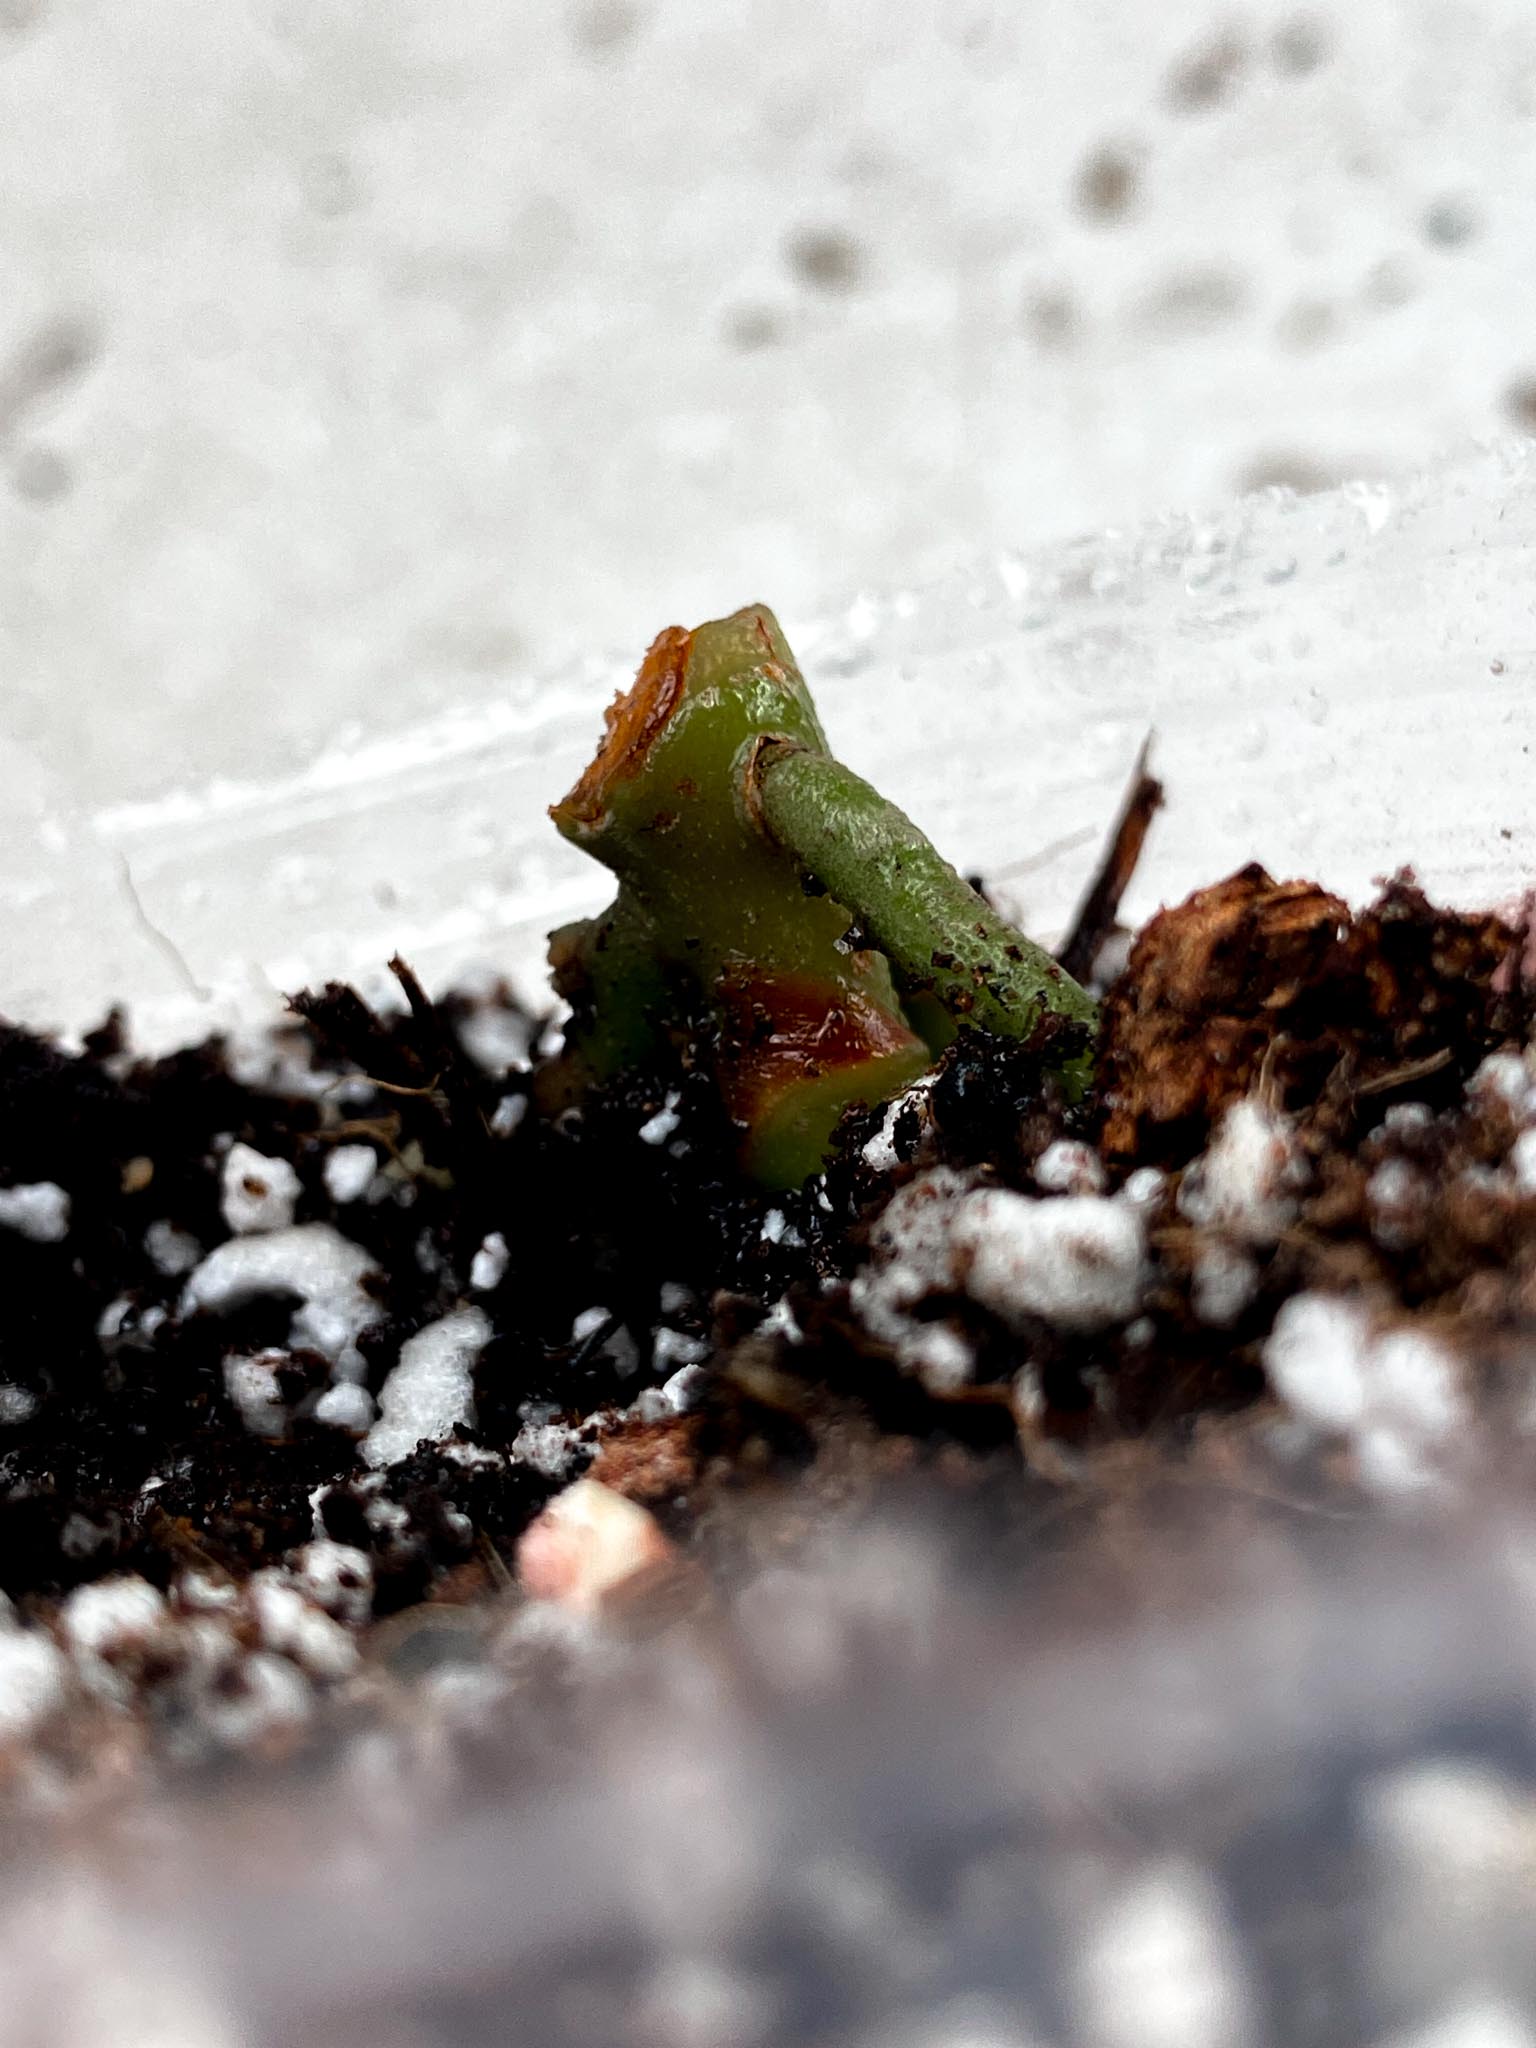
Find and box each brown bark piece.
[589,1417,704,1505]
[1098,865,1524,1162]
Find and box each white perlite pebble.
[442,1440,506,1472]
[1191,1244,1258,1328]
[569,1305,639,1376]
[1367,1158,1428,1250]
[96,1295,133,1343]
[1034,1138,1106,1196]
[853,1170,1145,1363]
[1120,1164,1167,1211]
[144,1218,202,1277]
[1263,1292,1465,1491]
[0,1181,70,1244]
[905,1323,974,1394]
[362,1306,491,1469]
[856,1169,974,1330]
[490,1093,527,1138]
[1177,1098,1307,1246]
[632,1358,712,1421]
[362,1492,410,1544]
[290,1541,373,1625]
[850,1170,979,1372]
[220,1143,302,1235]
[469,1230,510,1292]
[758,1296,803,1343]
[60,1576,168,1660]
[181,1224,382,1380]
[1383,1101,1435,1135]
[0,1623,69,1742]
[1470,1050,1533,1112]
[176,1571,240,1614]
[322,1144,378,1206]
[652,1327,709,1373]
[656,1359,709,1412]
[0,1385,37,1426]
[1511,1127,1536,1194]
[511,1414,589,1479]
[199,1650,312,1749]
[248,1572,358,1681]
[455,1001,533,1076]
[60,1577,171,1701]
[860,1078,935,1174]
[638,1090,682,1146]
[313,1382,375,1432]
[222,1351,290,1439]
[953,1189,1146,1333]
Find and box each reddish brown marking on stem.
[713,968,925,1129]
[551,625,692,833]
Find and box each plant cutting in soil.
[0,605,1530,1792]
[545,606,1096,1185]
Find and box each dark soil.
[0,864,1528,1651]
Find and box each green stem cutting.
[546,605,1097,1185]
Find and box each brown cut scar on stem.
[552,625,693,833]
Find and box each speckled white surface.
[7,443,1533,1046]
[3,0,1536,1039]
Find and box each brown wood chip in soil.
[1097,865,1526,1161]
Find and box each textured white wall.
[4,0,1536,1030]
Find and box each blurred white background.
[4,0,1536,1031]
[7,0,1536,798]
